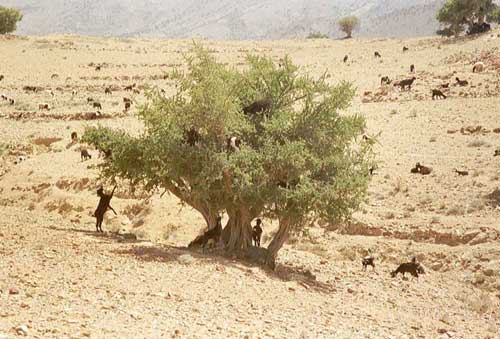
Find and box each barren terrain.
[0,31,499,338]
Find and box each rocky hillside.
[1,0,445,39]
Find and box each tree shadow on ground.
[47,224,335,293]
[114,244,335,293]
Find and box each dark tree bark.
[222,207,253,252]
[265,218,291,270]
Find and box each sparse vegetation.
[338,16,360,39]
[0,6,23,35]
[306,32,329,39]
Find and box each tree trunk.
[265,218,291,270]
[222,207,253,253]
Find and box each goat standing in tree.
[94,186,117,232]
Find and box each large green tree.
[83,46,375,269]
[436,0,498,37]
[0,6,23,34]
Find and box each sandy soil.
[0,31,499,338]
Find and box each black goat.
[94,186,117,233]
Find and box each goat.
[183,128,201,147]
[93,102,102,110]
[411,162,432,175]
[243,97,272,116]
[362,256,375,270]
[494,149,500,157]
[394,77,416,91]
[455,169,468,176]
[8,98,15,105]
[104,87,112,95]
[188,216,223,248]
[1,94,7,100]
[124,83,136,91]
[343,55,348,63]
[94,186,117,233]
[252,218,263,247]
[87,97,94,103]
[71,90,78,96]
[403,46,409,52]
[410,64,415,73]
[432,89,446,100]
[133,89,140,95]
[51,73,59,79]
[71,132,78,142]
[0,75,4,81]
[391,258,425,278]
[455,77,468,86]
[441,83,449,89]
[39,103,50,110]
[227,136,241,152]
[472,62,484,73]
[124,102,131,111]
[95,65,101,71]
[380,76,391,85]
[14,155,27,165]
[374,51,381,58]
[81,149,92,161]
[23,86,38,93]
[123,97,132,104]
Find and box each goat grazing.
[374,51,381,58]
[81,149,92,161]
[105,87,112,95]
[455,169,468,176]
[403,46,409,52]
[410,64,415,73]
[395,77,416,91]
[432,89,446,100]
[343,55,348,63]
[380,76,391,85]
[93,102,102,110]
[362,256,375,270]
[39,103,50,110]
[455,77,468,86]
[391,258,425,278]
[472,62,485,73]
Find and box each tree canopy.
[0,6,23,35]
[436,0,498,37]
[83,46,375,268]
[338,16,360,39]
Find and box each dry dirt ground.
[1,31,500,338]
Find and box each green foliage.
[306,32,329,39]
[0,6,23,34]
[84,45,374,249]
[487,6,500,23]
[436,0,497,37]
[338,16,360,38]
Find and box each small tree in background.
[0,6,23,35]
[487,6,500,24]
[83,46,375,269]
[338,16,360,39]
[436,0,498,37]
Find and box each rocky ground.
[0,31,499,338]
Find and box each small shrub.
[446,204,464,216]
[306,32,329,39]
[467,140,489,148]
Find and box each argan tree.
[436,0,498,37]
[83,46,375,269]
[0,6,23,35]
[338,16,360,39]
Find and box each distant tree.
[338,16,360,38]
[0,6,23,35]
[82,46,375,269]
[436,0,497,37]
[306,31,329,39]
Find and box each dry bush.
[468,292,494,315]
[446,204,464,216]
[467,139,490,148]
[32,137,63,147]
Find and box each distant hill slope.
[0,0,445,39]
